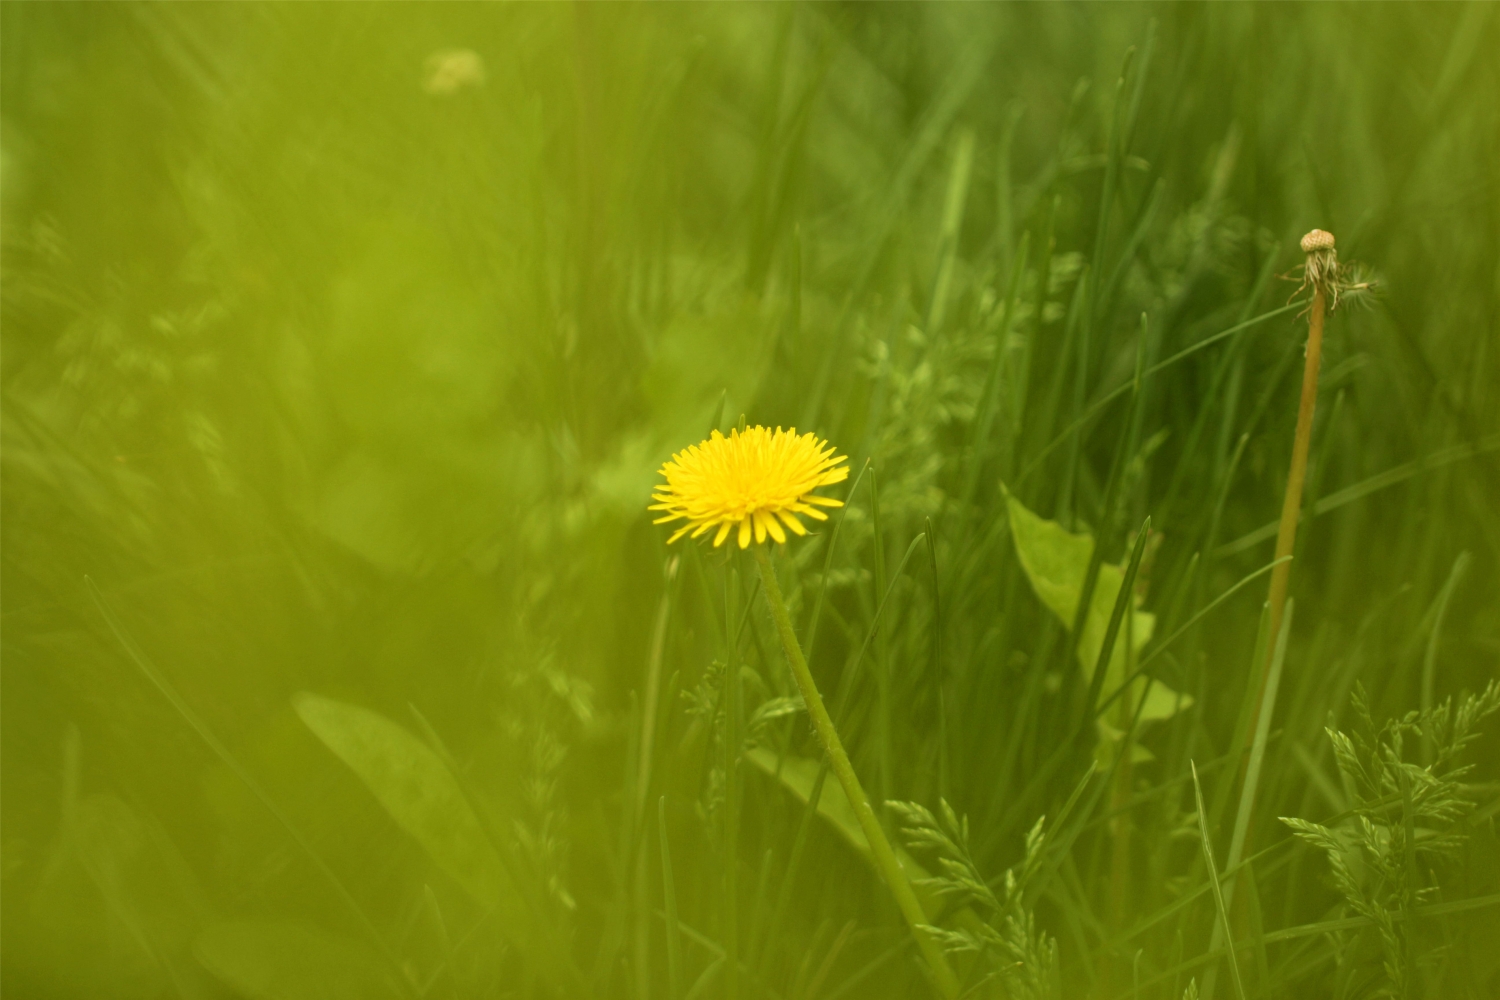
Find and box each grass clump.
[4,4,1499,1000]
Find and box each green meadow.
[4,4,1499,998]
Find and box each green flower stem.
[752,543,960,1000]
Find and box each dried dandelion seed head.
[1300,229,1335,253]
[1292,228,1367,311]
[649,426,848,549]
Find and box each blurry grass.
[3,3,1500,998]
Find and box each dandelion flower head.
[650,426,848,548]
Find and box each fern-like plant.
[888,799,1061,1000]
[1280,680,1500,997]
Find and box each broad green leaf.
[1003,489,1191,727]
[293,693,508,906]
[293,691,586,994]
[195,920,403,1000]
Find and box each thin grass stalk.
[804,459,869,661]
[722,567,743,1000]
[1032,262,1089,483]
[868,469,893,805]
[1098,178,1163,325]
[993,101,1022,272]
[1226,598,1293,870]
[1157,253,1281,517]
[1208,606,1271,839]
[1018,302,1304,488]
[1081,515,1152,728]
[964,231,1031,511]
[979,616,1058,840]
[1111,605,1137,900]
[1064,328,1148,725]
[1013,193,1058,477]
[751,544,961,1000]
[634,556,679,999]
[1096,556,1290,720]
[925,521,949,800]
[659,796,683,1000]
[1086,51,1129,336]
[1058,272,1091,523]
[621,694,644,994]
[1421,551,1470,763]
[1202,601,1293,1000]
[1192,762,1248,1000]
[744,849,774,984]
[924,127,975,334]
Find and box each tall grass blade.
[1191,761,1247,1000]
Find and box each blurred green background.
[3,4,1498,998]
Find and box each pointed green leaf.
[1003,489,1191,723]
[293,694,583,991]
[292,692,594,996]
[293,693,508,907]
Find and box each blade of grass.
[1094,556,1290,720]
[1215,433,1500,557]
[964,231,1031,511]
[1081,515,1152,728]
[1422,552,1470,762]
[1019,302,1304,486]
[805,459,871,659]
[924,127,975,334]
[1202,600,1293,1000]
[1191,761,1247,1000]
[723,567,743,1000]
[1063,319,1148,722]
[659,796,683,1000]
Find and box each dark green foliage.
[4,4,1499,998]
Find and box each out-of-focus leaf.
[293,693,508,906]
[25,792,213,998]
[194,920,403,1000]
[292,694,581,991]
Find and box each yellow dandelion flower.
[649,426,849,549]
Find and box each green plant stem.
[752,544,961,1000]
[1254,284,1325,740]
